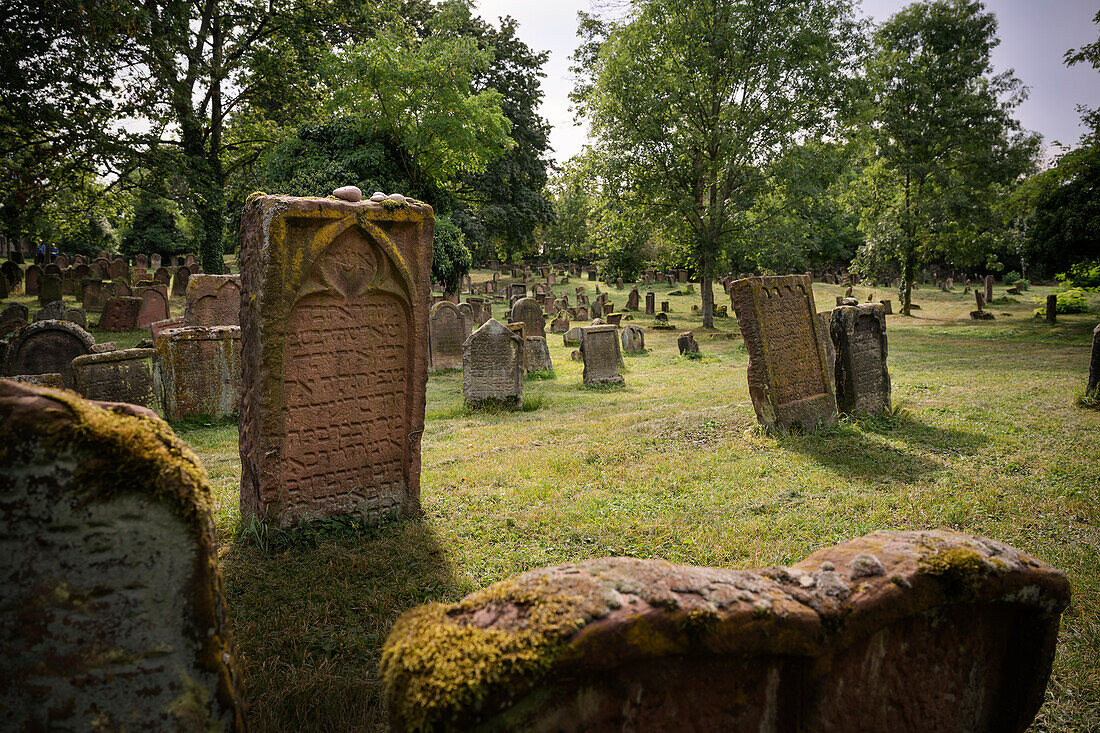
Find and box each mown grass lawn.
[160,275,1100,731]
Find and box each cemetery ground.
[9,271,1098,730]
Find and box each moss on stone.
[918,547,993,596]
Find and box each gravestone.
[880,299,893,315]
[153,326,242,420]
[984,275,994,304]
[581,325,624,387]
[44,263,62,277]
[661,301,669,313]
[135,253,148,268]
[109,257,129,281]
[82,279,108,312]
[7,372,64,388]
[550,312,570,334]
[457,302,476,333]
[238,193,432,527]
[510,297,546,339]
[1046,294,1057,323]
[381,530,1069,733]
[818,311,836,396]
[645,291,655,315]
[429,301,466,371]
[110,279,132,297]
[830,303,891,416]
[171,265,192,298]
[93,258,110,279]
[677,331,699,355]
[72,347,157,408]
[730,274,836,432]
[53,253,69,269]
[185,274,241,326]
[184,253,197,268]
[2,302,29,326]
[626,286,639,311]
[621,324,645,354]
[98,296,142,331]
[1088,324,1100,397]
[25,264,42,295]
[151,253,162,268]
[39,274,62,306]
[525,336,553,373]
[678,269,689,283]
[4,319,95,387]
[136,285,170,329]
[1,260,21,291]
[34,301,87,328]
[563,326,584,345]
[0,380,247,731]
[154,266,171,287]
[150,316,184,338]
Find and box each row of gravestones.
[1,192,1075,729]
[22,262,197,302]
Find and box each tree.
[859,0,1037,314]
[573,0,863,327]
[120,192,186,257]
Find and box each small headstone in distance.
[677,331,699,355]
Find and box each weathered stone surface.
[645,291,655,315]
[550,312,570,334]
[39,273,62,306]
[984,274,994,304]
[0,380,246,731]
[510,297,546,339]
[2,302,29,325]
[109,278,132,297]
[171,265,192,298]
[24,264,42,295]
[97,296,142,331]
[1088,323,1100,397]
[581,325,624,387]
[109,257,129,281]
[153,326,242,420]
[151,253,162,268]
[677,330,699,355]
[525,336,553,373]
[4,319,95,387]
[33,301,86,328]
[238,194,432,527]
[730,275,837,432]
[620,324,645,353]
[137,285,171,328]
[1045,294,1058,323]
[150,315,184,338]
[185,274,242,326]
[154,266,171,288]
[2,260,22,291]
[382,530,1069,733]
[563,326,584,345]
[72,347,157,408]
[830,304,890,416]
[462,319,523,408]
[7,372,65,388]
[626,286,639,311]
[429,301,466,371]
[81,278,108,312]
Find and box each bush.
[431,216,472,294]
[1056,260,1100,290]
[1033,288,1092,316]
[120,193,186,257]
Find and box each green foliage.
[1057,261,1100,290]
[120,192,186,256]
[432,216,472,294]
[588,204,650,282]
[1034,288,1092,315]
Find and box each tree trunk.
[701,274,714,329]
[902,249,914,316]
[202,11,226,275]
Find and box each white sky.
[473,0,1100,165]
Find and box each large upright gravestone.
[428,300,465,371]
[72,347,157,409]
[4,320,95,387]
[238,193,433,527]
[462,318,523,408]
[153,326,242,420]
[185,274,242,326]
[382,530,1070,733]
[830,303,891,416]
[510,296,546,339]
[731,274,837,431]
[0,380,246,731]
[581,324,625,387]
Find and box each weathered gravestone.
[82,279,108,312]
[581,325,624,387]
[72,347,157,408]
[2,260,22,292]
[154,266,171,287]
[185,273,242,326]
[462,319,524,410]
[4,319,95,387]
[550,312,570,334]
[97,296,142,331]
[153,326,242,420]
[677,330,699,355]
[0,380,247,731]
[1088,323,1100,397]
[34,301,87,328]
[830,303,891,416]
[457,302,476,334]
[93,257,110,279]
[525,336,553,373]
[381,530,1070,733]
[136,285,171,328]
[238,193,432,527]
[7,372,65,388]
[1045,294,1058,324]
[39,274,62,306]
[511,296,546,339]
[44,263,62,278]
[626,286,639,311]
[563,326,584,345]
[150,316,184,338]
[621,324,645,353]
[645,291,655,315]
[109,279,132,297]
[984,274,994,305]
[109,257,129,281]
[53,253,69,269]
[429,301,466,371]
[150,253,162,268]
[135,253,148,268]
[2,302,29,326]
[730,274,836,432]
[24,264,42,295]
[171,265,192,298]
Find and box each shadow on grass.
[856,411,990,456]
[221,516,458,732]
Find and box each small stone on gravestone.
[333,185,363,202]
[72,347,157,408]
[830,304,891,416]
[0,381,247,731]
[581,324,624,387]
[462,319,523,408]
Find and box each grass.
[7,267,1100,730]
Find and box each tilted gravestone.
[730,274,836,432]
[677,330,699,355]
[1088,323,1100,397]
[34,301,87,328]
[39,274,62,306]
[429,301,466,371]
[830,303,890,416]
[72,347,157,408]
[97,296,142,331]
[581,325,624,387]
[0,380,246,731]
[626,286,639,310]
[510,297,546,339]
[4,319,95,387]
[621,324,645,354]
[525,336,553,373]
[463,319,523,409]
[136,285,170,328]
[185,274,241,326]
[238,193,432,527]
[381,530,1070,733]
[153,326,242,420]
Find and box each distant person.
[36,243,46,264]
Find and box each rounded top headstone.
[333,186,363,202]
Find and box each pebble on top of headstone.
[0,380,246,731]
[333,185,363,202]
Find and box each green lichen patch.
[918,547,995,597]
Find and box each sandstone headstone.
[621,324,645,354]
[98,296,142,331]
[677,330,699,355]
[34,301,87,328]
[525,336,553,373]
[151,253,162,269]
[136,285,171,329]
[135,253,148,268]
[109,257,129,281]
[1088,323,1100,397]
[0,380,246,731]
[510,297,546,339]
[4,319,95,387]
[25,264,42,295]
[1045,294,1057,323]
[44,263,62,277]
[171,265,192,298]
[154,266,171,287]
[1,261,21,292]
[238,193,432,527]
[72,347,157,408]
[109,279,132,297]
[661,301,670,312]
[730,274,836,432]
[39,274,62,306]
[626,286,639,311]
[678,268,689,283]
[830,303,891,416]
[581,325,624,387]
[880,299,893,315]
[150,316,184,338]
[82,278,108,312]
[984,274,994,304]
[2,302,29,326]
[153,326,241,420]
[429,301,466,371]
[184,274,241,326]
[563,326,584,345]
[381,530,1069,733]
[7,372,64,388]
[53,253,69,269]
[550,312,570,334]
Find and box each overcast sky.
[472,0,1100,165]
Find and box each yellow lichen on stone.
[918,547,994,596]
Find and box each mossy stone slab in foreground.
[382,530,1069,732]
[0,379,246,730]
